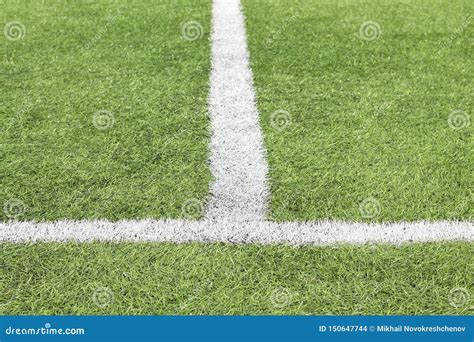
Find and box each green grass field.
[1,0,212,221]
[243,0,473,222]
[1,242,472,315]
[0,0,472,316]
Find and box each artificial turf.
[1,0,472,318]
[1,242,472,315]
[1,0,212,221]
[242,0,473,222]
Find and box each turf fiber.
[0,0,472,317]
[1,0,212,221]
[1,242,472,315]
[242,0,473,222]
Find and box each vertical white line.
[206,0,270,222]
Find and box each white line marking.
[206,0,270,222]
[1,0,473,246]
[1,220,472,245]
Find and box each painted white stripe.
[206,0,270,222]
[1,220,472,245]
[1,0,472,246]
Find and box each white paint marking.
[1,0,472,246]
[1,220,472,245]
[206,0,270,222]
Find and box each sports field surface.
[1,0,212,221]
[1,0,472,315]
[1,242,471,315]
[243,0,473,222]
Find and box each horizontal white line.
[1,220,472,245]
